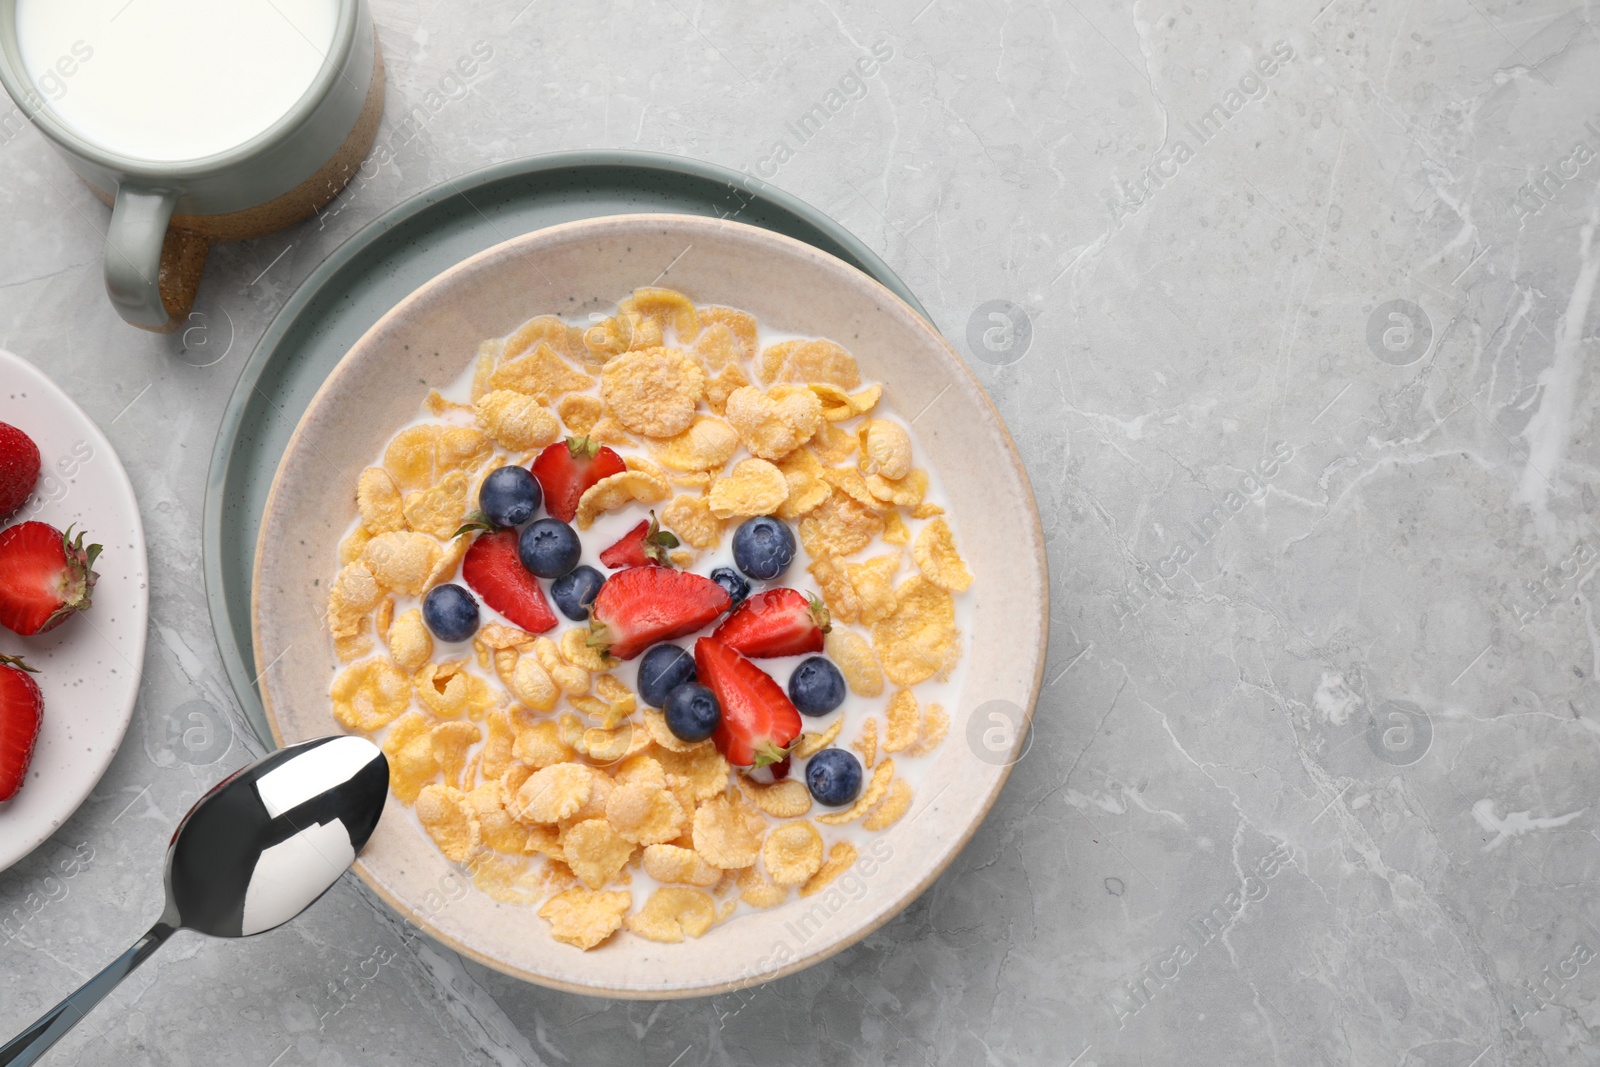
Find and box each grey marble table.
[4,0,1600,1064]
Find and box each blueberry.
[709,566,750,607]
[422,583,479,642]
[805,748,862,807]
[478,465,541,528]
[788,657,847,716]
[518,517,581,578]
[731,516,796,581]
[664,682,721,743]
[638,643,696,708]
[551,565,605,621]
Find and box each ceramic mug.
[0,0,384,332]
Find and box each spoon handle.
[0,921,176,1066]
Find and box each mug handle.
[103,185,209,333]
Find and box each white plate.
[0,350,148,873]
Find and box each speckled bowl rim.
[252,213,1048,998]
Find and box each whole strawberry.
[0,523,102,635]
[0,654,42,801]
[0,421,41,522]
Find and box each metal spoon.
[1,735,388,1066]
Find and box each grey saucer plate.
[204,151,930,747]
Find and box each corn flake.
[574,469,671,529]
[724,385,823,461]
[425,533,471,588]
[913,517,974,592]
[810,423,858,465]
[737,866,791,908]
[363,532,443,597]
[470,348,497,403]
[882,510,911,546]
[415,661,494,719]
[513,717,574,768]
[649,416,740,472]
[762,821,824,886]
[654,744,730,799]
[383,712,437,802]
[516,763,593,823]
[490,343,594,404]
[799,841,860,897]
[621,287,700,342]
[692,794,766,869]
[642,843,722,887]
[911,702,950,756]
[824,629,884,697]
[703,363,750,416]
[848,553,901,624]
[557,394,604,435]
[331,658,410,731]
[605,780,686,845]
[402,472,470,540]
[697,306,757,363]
[759,339,861,389]
[601,347,705,437]
[562,818,636,889]
[560,627,619,673]
[626,886,716,942]
[858,419,913,480]
[799,492,884,559]
[708,457,787,518]
[863,778,914,831]
[815,759,895,826]
[480,708,514,782]
[661,494,724,550]
[642,709,701,752]
[416,784,481,863]
[357,467,405,534]
[852,717,878,769]
[866,469,928,508]
[339,527,371,565]
[872,577,960,686]
[793,717,844,759]
[883,689,919,753]
[504,315,585,362]
[738,777,812,818]
[476,389,561,451]
[538,888,631,950]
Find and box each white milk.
[14,0,338,162]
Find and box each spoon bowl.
[0,735,387,1066]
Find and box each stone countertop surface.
[3,0,1600,1064]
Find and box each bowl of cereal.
[252,213,1046,997]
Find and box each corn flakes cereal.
[331,658,410,731]
[723,385,823,461]
[807,556,859,624]
[697,306,758,362]
[799,492,884,559]
[649,416,740,472]
[815,759,895,826]
[613,753,666,788]
[626,886,716,942]
[469,783,533,854]
[470,855,548,905]
[824,628,884,697]
[480,623,535,650]
[882,510,911,546]
[660,494,723,550]
[402,472,470,540]
[654,744,730,799]
[557,394,604,435]
[430,720,481,789]
[534,637,590,696]
[872,576,960,686]
[425,390,471,416]
[574,469,672,529]
[762,821,824,886]
[600,347,705,438]
[567,766,617,823]
[513,718,574,768]
[605,780,686,845]
[561,818,635,889]
[883,689,919,753]
[384,425,490,491]
[774,449,832,521]
[504,315,585,362]
[641,709,701,752]
[496,649,559,711]
[580,723,642,763]
[759,339,861,389]
[858,419,913,480]
[357,467,405,534]
[516,763,594,823]
[470,349,497,403]
[703,363,750,415]
[480,708,514,782]
[416,784,481,863]
[799,841,860,897]
[642,843,723,887]
[822,466,881,511]
[560,627,619,673]
[737,866,790,908]
[913,517,974,593]
[738,777,813,819]
[810,383,876,423]
[793,717,844,759]
[621,287,700,342]
[863,778,913,831]
[475,389,561,451]
[810,422,858,465]
[490,344,594,404]
[328,561,382,638]
[852,717,878,768]
[583,310,664,362]
[376,597,394,642]
[425,533,470,588]
[865,469,928,508]
[692,794,766,869]
[538,888,631,950]
[848,553,900,624]
[363,532,443,597]
[911,702,950,756]
[383,712,437,802]
[415,661,494,719]
[339,527,371,565]
[708,457,787,518]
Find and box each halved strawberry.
[599,513,679,570]
[587,566,730,660]
[0,654,42,802]
[0,523,101,636]
[710,588,830,659]
[461,530,557,634]
[531,436,627,523]
[0,422,40,522]
[695,637,802,769]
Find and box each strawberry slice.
[461,530,557,634]
[0,523,101,636]
[710,588,830,658]
[695,637,802,769]
[588,565,730,660]
[531,436,627,524]
[0,654,42,802]
[599,513,679,570]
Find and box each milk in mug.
[14,0,338,162]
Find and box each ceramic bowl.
[252,213,1046,998]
